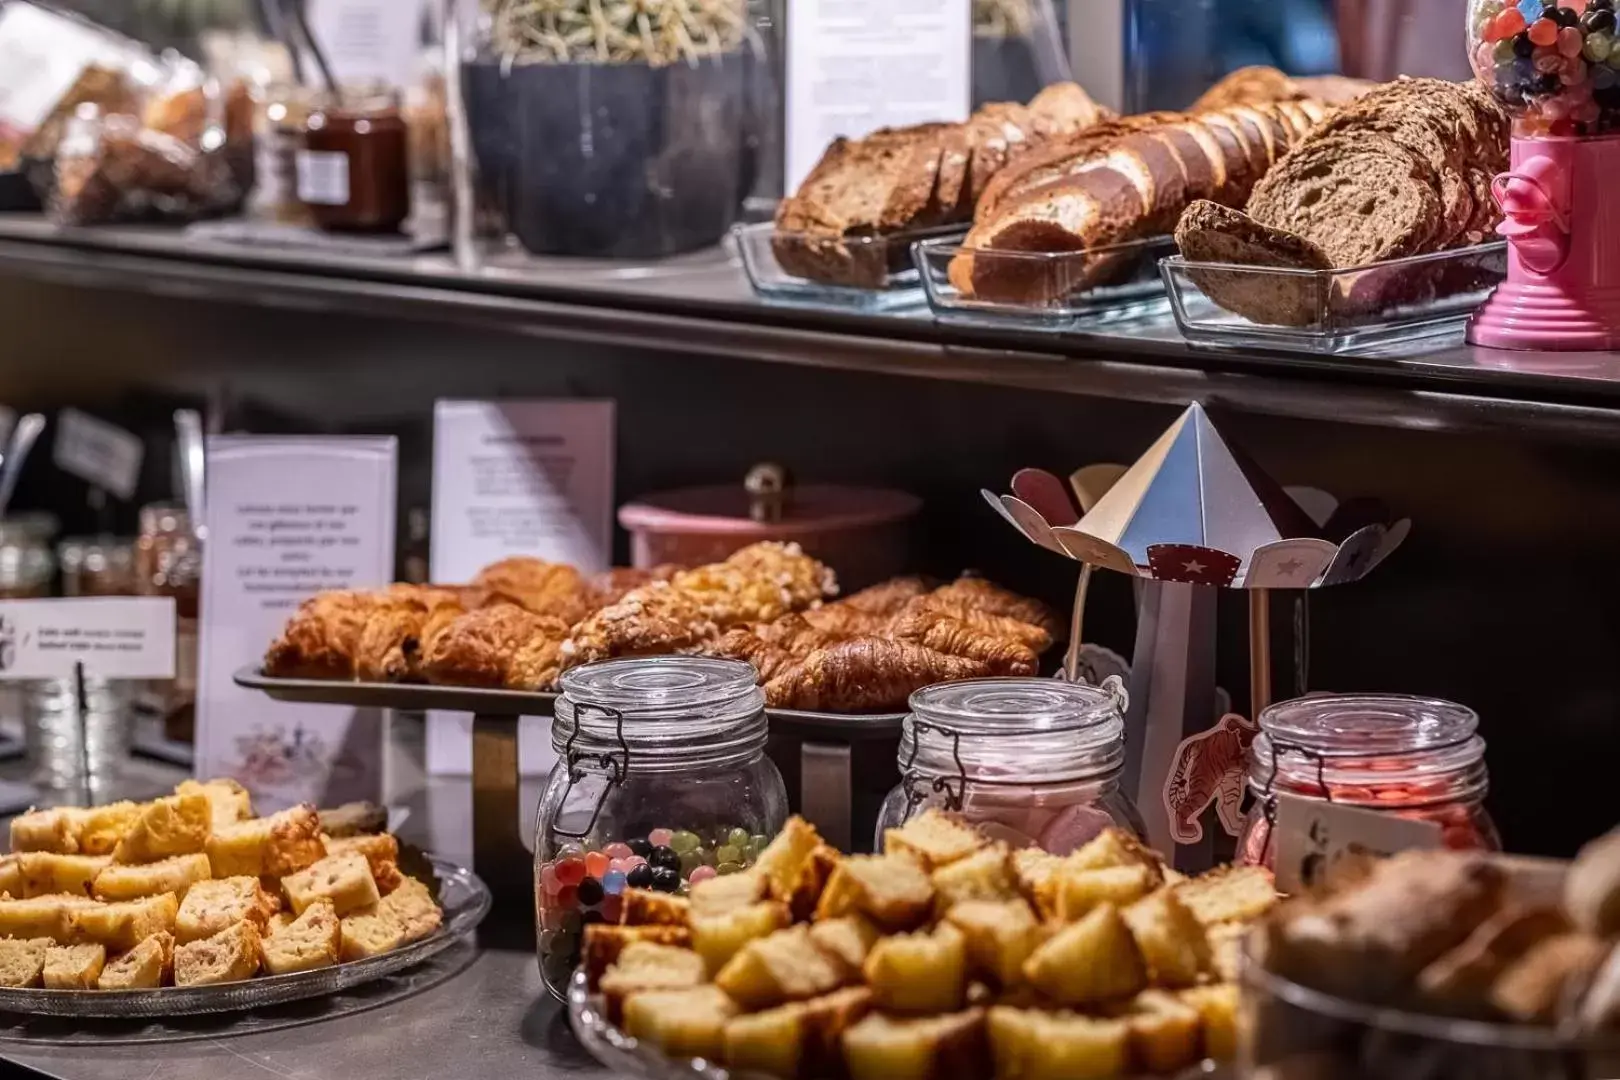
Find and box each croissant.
[673,542,838,628]
[837,576,936,617]
[800,604,892,640]
[764,639,991,713]
[703,629,798,683]
[355,586,466,683]
[888,608,1039,676]
[752,613,841,656]
[588,565,680,609]
[907,596,1055,654]
[563,583,719,667]
[472,557,593,624]
[265,590,400,679]
[422,606,569,688]
[928,578,1065,639]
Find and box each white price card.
[54,409,144,501]
[426,400,615,777]
[785,0,973,192]
[305,0,425,89]
[196,436,397,811]
[1272,792,1444,894]
[0,598,175,681]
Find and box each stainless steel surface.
[8,218,1620,443]
[799,742,853,852]
[0,947,605,1080]
[236,666,560,717]
[172,410,205,538]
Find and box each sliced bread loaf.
[1174,200,1332,327]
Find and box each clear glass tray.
[1162,242,1508,354]
[567,968,1228,1080]
[733,221,962,311]
[0,856,489,1019]
[913,234,1174,328]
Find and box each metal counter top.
[0,947,605,1080]
[7,216,1620,444]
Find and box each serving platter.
[0,857,489,1019]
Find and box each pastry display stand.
[235,667,552,922]
[985,403,1409,866]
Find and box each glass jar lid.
[1250,693,1489,806]
[555,656,766,768]
[902,678,1126,784]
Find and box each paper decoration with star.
[984,403,1410,590]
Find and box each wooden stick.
[1064,564,1092,682]
[1249,588,1273,717]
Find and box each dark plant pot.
[469,51,747,259]
[462,58,517,221]
[972,35,1047,108]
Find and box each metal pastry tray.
[234,668,906,734]
[0,857,489,1019]
[567,969,1229,1080]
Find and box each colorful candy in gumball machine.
[1235,694,1501,873]
[1467,0,1620,349]
[531,656,788,999]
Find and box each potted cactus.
[468,0,754,258]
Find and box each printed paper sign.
[427,400,615,777]
[54,409,144,501]
[305,0,425,89]
[0,598,175,681]
[196,436,396,811]
[1273,792,1444,894]
[785,0,972,191]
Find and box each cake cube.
[583,924,693,988]
[93,853,213,903]
[339,907,409,961]
[1111,990,1203,1074]
[75,801,144,856]
[175,877,278,943]
[377,876,441,941]
[863,922,968,1015]
[282,852,382,917]
[96,931,174,989]
[1023,903,1147,1006]
[715,926,849,1010]
[753,817,826,900]
[842,1009,989,1080]
[112,793,212,864]
[0,895,100,943]
[807,916,882,976]
[945,899,1045,989]
[1179,983,1241,1061]
[174,920,261,987]
[205,804,324,879]
[622,888,694,927]
[1056,864,1161,923]
[1122,888,1212,988]
[622,984,739,1061]
[0,938,49,988]
[686,874,765,920]
[988,1007,1131,1080]
[175,779,253,830]
[1173,865,1279,927]
[42,943,106,990]
[814,855,935,932]
[723,986,872,1079]
[72,892,180,952]
[884,810,988,871]
[10,808,85,854]
[692,900,791,976]
[0,856,21,899]
[599,942,708,1022]
[261,899,341,976]
[16,853,110,898]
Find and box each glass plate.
[0,856,489,1019]
[913,234,1174,328]
[567,969,1229,1080]
[733,221,963,311]
[1161,242,1508,354]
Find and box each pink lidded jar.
[876,678,1143,855]
[1236,694,1501,870]
[617,465,921,586]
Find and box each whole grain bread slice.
[1246,132,1443,267]
[1175,200,1332,327]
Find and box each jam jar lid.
[902,678,1126,784]
[1251,693,1488,802]
[555,656,767,766]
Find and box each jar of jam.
[298,90,409,233]
[875,678,1143,855]
[135,504,201,743]
[1236,693,1501,870]
[254,84,327,227]
[533,656,788,999]
[58,536,135,597]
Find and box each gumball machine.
[1468,0,1620,350]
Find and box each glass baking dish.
[733,220,962,311]
[913,234,1175,328]
[1162,242,1508,354]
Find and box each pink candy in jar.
[876,678,1145,855]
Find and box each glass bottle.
[135,503,201,744]
[300,87,411,233]
[876,677,1143,855]
[533,656,789,999]
[1236,693,1501,870]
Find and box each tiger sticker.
[1164,713,1259,845]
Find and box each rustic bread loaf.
[773,83,1109,288]
[951,102,1316,303]
[1193,65,1374,112]
[1245,132,1443,268]
[1173,200,1332,327]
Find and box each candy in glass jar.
[875,678,1142,855]
[533,656,788,998]
[1236,693,1500,870]
[1469,0,1620,136]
